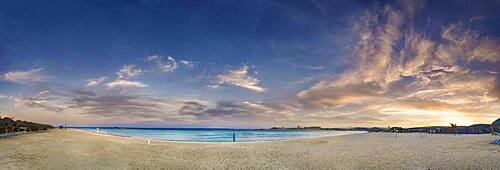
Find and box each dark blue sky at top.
[0,0,498,101]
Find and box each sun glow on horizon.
[380,107,477,127]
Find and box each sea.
[77,127,364,142]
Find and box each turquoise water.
[77,127,363,142]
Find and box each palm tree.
[450,123,458,135]
[0,117,16,134]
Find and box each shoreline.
[74,127,497,144]
[72,128,368,144]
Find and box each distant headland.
[269,118,500,135]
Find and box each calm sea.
[77,127,364,142]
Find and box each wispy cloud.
[117,64,144,79]
[146,55,194,73]
[305,66,324,70]
[106,79,147,88]
[1,68,46,84]
[85,77,107,87]
[179,101,294,118]
[107,64,147,89]
[13,90,64,112]
[213,64,266,92]
[69,91,168,119]
[179,60,195,67]
[296,1,500,126]
[66,86,295,126]
[175,100,297,127]
[0,94,12,103]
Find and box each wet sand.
[0,129,499,169]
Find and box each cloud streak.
[1,68,46,84]
[13,90,65,112]
[106,79,147,88]
[69,91,168,119]
[213,65,266,92]
[106,64,147,89]
[117,65,144,79]
[86,77,107,87]
[147,55,194,73]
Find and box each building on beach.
[493,118,500,135]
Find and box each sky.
[0,0,499,128]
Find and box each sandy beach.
[0,129,499,169]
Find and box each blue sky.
[0,0,499,128]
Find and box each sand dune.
[0,129,499,169]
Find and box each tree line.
[0,116,53,134]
